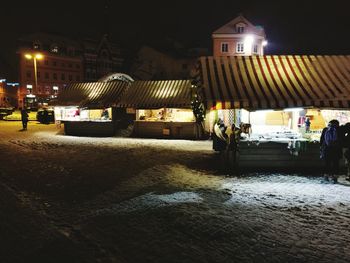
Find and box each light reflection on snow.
[95,192,202,215]
[223,175,350,207]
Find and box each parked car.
[0,107,14,120]
[36,108,55,124]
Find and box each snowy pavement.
[1,121,350,263]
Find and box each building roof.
[212,15,265,37]
[196,55,350,110]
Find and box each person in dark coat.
[340,122,350,181]
[320,119,342,183]
[20,108,29,130]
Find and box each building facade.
[83,35,124,82]
[17,33,124,108]
[212,15,267,57]
[130,45,207,80]
[18,33,84,108]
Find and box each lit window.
[253,44,258,54]
[33,42,41,49]
[236,43,244,53]
[221,43,229,53]
[51,45,59,53]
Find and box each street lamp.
[24,53,43,95]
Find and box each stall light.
[0,79,6,83]
[26,94,36,98]
[26,84,33,89]
[283,107,303,112]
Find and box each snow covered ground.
[1,121,350,263]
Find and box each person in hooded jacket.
[320,119,342,183]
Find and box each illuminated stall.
[55,81,129,136]
[118,80,199,139]
[197,55,350,169]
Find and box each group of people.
[320,119,350,183]
[213,119,251,173]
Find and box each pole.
[33,57,38,95]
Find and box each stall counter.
[133,120,198,139]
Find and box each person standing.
[340,122,350,181]
[20,108,29,130]
[320,119,342,183]
[305,117,311,132]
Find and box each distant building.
[17,33,124,108]
[212,14,267,56]
[17,33,84,108]
[130,45,208,80]
[82,35,124,82]
[0,57,19,107]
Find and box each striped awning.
[197,56,350,110]
[56,81,129,108]
[118,80,192,109]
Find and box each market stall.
[196,55,350,169]
[54,81,129,136]
[118,80,199,139]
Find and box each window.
[45,72,49,79]
[236,43,244,53]
[26,71,31,79]
[68,63,72,68]
[53,73,57,80]
[253,44,258,54]
[76,75,80,81]
[68,75,73,81]
[53,61,57,67]
[182,64,188,70]
[221,43,229,53]
[33,42,41,49]
[44,60,49,65]
[61,74,65,81]
[62,62,65,67]
[237,26,245,33]
[51,45,59,53]
[76,64,80,69]
[37,72,41,79]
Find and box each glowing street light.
[262,40,268,47]
[24,53,44,95]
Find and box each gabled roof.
[196,55,350,110]
[212,15,265,36]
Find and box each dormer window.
[33,42,41,49]
[235,23,246,34]
[237,26,244,33]
[51,44,59,53]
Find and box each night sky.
[1,0,349,72]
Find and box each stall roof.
[56,81,129,108]
[196,56,350,110]
[118,80,192,109]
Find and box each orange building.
[212,15,267,57]
[18,33,84,108]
